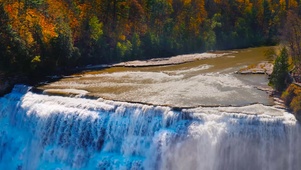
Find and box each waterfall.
[0,85,300,170]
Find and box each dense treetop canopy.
[0,0,301,74]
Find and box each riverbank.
[281,83,301,121]
[235,61,286,109]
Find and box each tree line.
[1,0,301,76]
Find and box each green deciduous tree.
[116,40,132,61]
[89,16,103,41]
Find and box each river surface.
[40,47,274,107]
[1,47,301,170]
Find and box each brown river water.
[39,46,276,108]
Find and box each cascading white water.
[0,85,300,170]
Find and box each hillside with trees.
[0,0,301,76]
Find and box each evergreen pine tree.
[270,47,290,91]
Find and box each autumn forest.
[0,0,301,76]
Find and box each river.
[0,47,300,170]
[39,47,274,107]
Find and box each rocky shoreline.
[235,62,290,111]
[236,61,273,75]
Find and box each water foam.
[0,85,300,170]
[43,70,271,107]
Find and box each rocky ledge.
[236,62,273,75]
